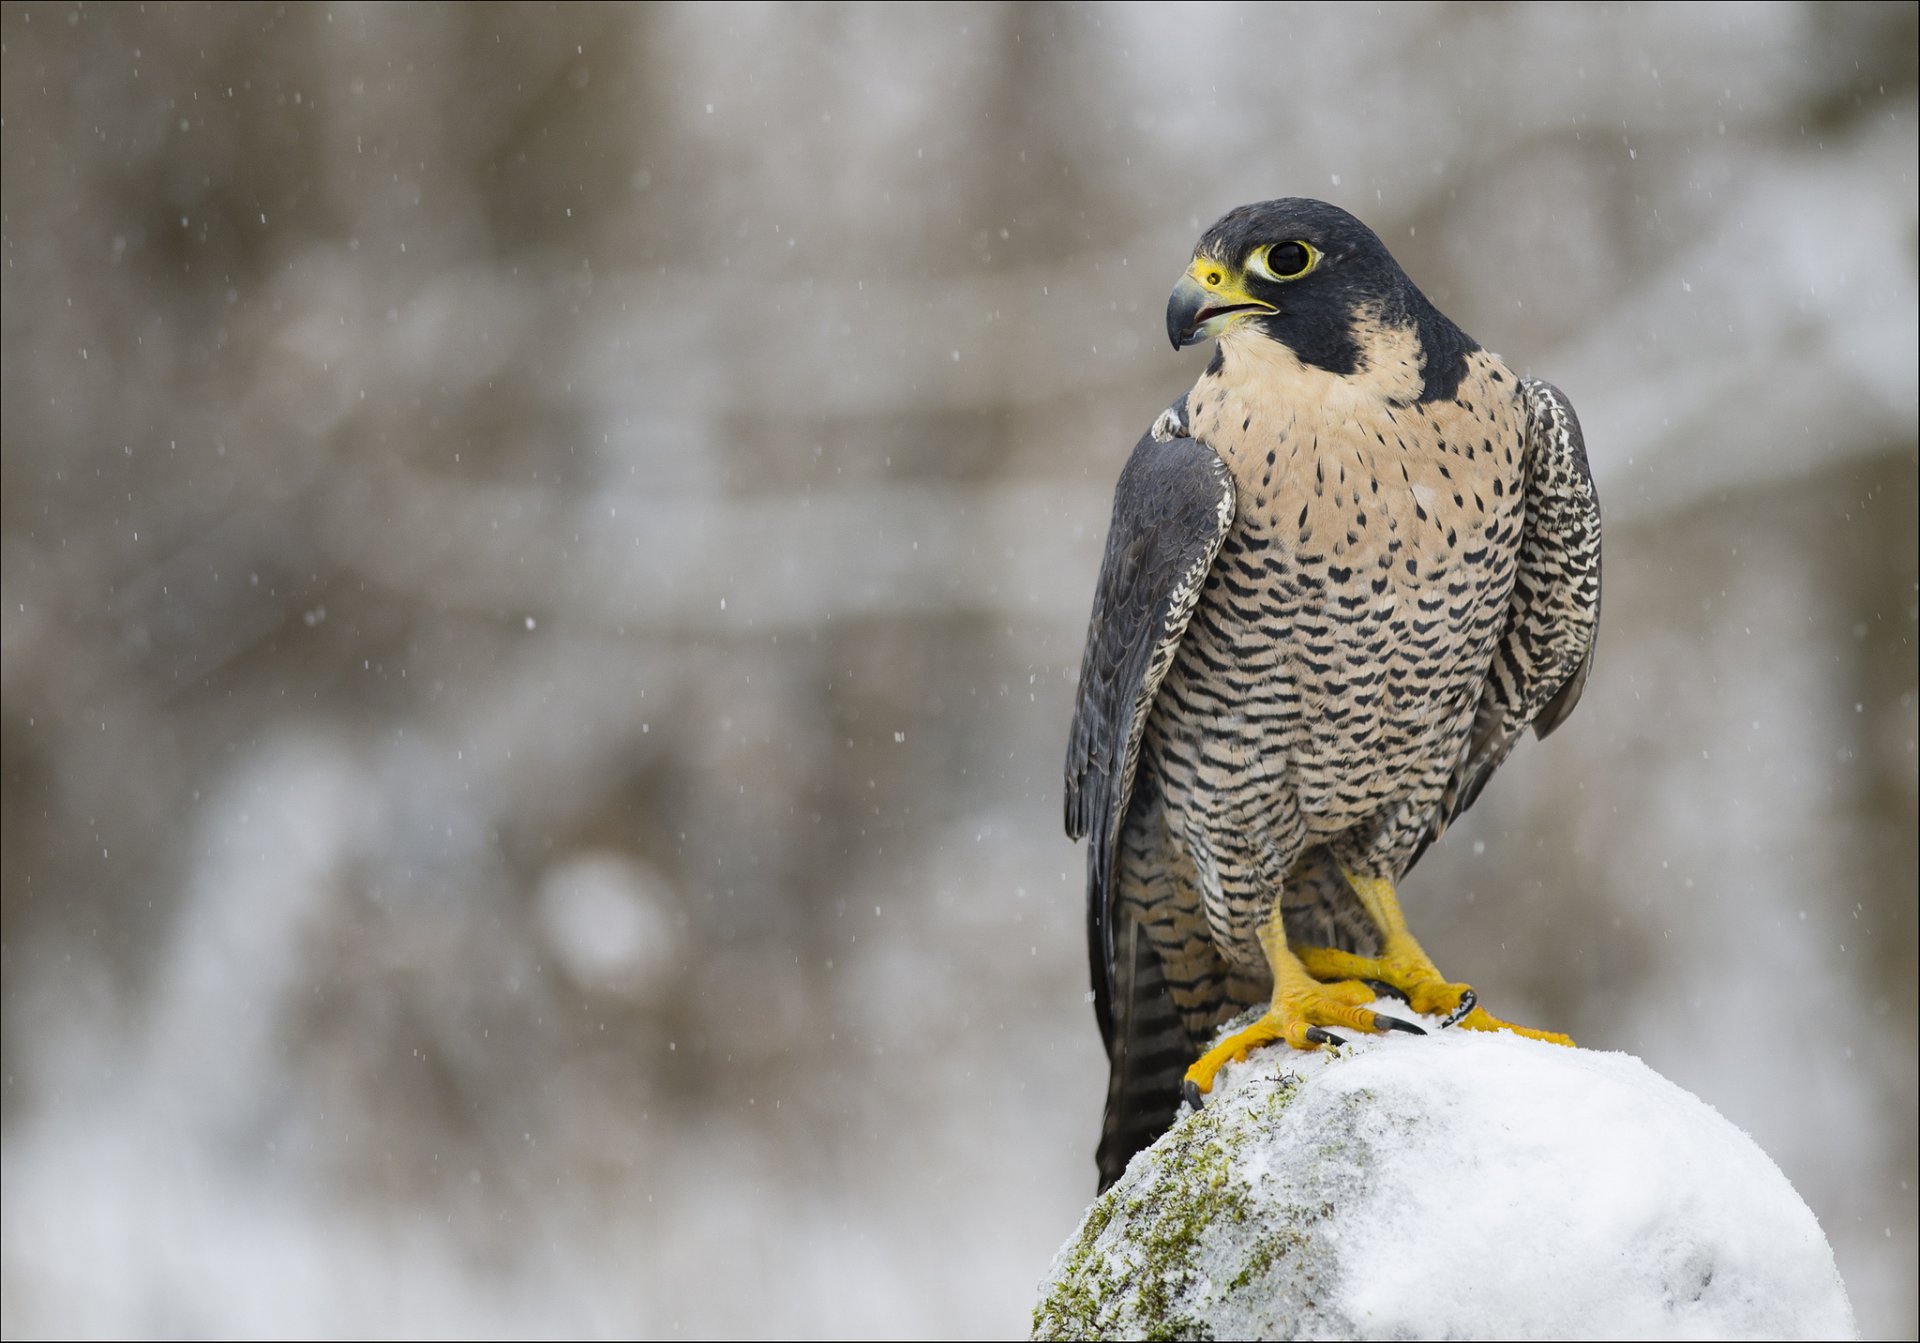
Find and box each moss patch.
[1032,1073,1319,1341]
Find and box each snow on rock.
[1033,1009,1856,1341]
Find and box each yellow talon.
[1453,1004,1574,1047]
[1293,943,1476,1020]
[1182,974,1392,1097]
[1181,870,1574,1105]
[1290,871,1575,1047]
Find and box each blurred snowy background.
[1,2,1914,1338]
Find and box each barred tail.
[1096,914,1198,1191]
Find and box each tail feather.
[1095,848,1377,1191]
[1096,916,1197,1191]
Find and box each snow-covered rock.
[1033,1010,1855,1341]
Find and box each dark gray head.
[1166,198,1477,401]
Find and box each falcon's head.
[1167,198,1474,402]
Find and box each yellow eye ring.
[1250,240,1318,282]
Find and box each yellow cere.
[1183,256,1265,309]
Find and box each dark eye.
[1256,241,1315,280]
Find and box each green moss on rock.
[1032,1073,1326,1341]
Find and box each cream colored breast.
[1186,322,1525,578]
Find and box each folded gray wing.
[1065,402,1235,1046]
[1421,378,1602,855]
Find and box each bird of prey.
[1064,199,1601,1190]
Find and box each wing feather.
[1064,399,1234,1047]
[1417,378,1602,857]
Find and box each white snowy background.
[1,4,1914,1339]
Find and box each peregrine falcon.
[1064,199,1601,1190]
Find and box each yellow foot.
[1452,1003,1574,1046]
[1293,944,1574,1047]
[1181,979,1425,1100]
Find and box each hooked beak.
[1166,258,1275,349]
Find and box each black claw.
[1304,1026,1347,1048]
[1442,989,1477,1029]
[1373,1012,1427,1036]
[1363,979,1410,1004]
[1183,1079,1205,1111]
